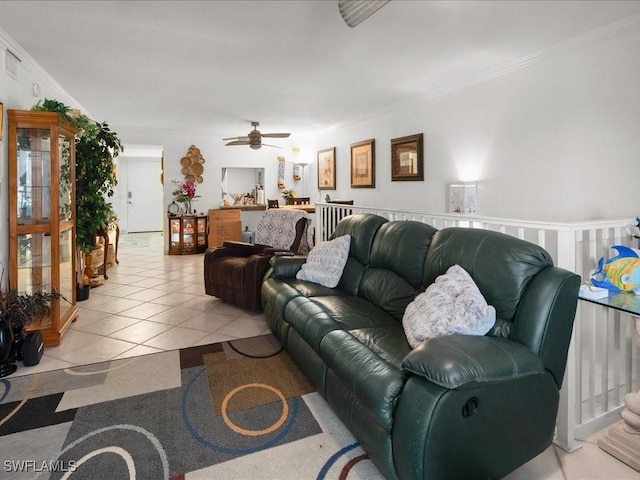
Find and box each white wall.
[301,23,640,222]
[0,30,87,279]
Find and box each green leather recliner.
[261,213,580,479]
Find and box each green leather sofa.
[261,213,580,479]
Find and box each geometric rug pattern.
[0,334,383,479]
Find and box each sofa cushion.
[369,221,438,288]
[284,296,346,352]
[311,296,399,330]
[332,214,388,296]
[403,265,496,348]
[350,326,412,370]
[423,228,553,322]
[321,329,405,431]
[296,234,351,287]
[332,213,388,266]
[357,221,438,320]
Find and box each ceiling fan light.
[250,144,261,150]
[338,0,390,28]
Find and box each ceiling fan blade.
[225,140,251,146]
[339,0,389,28]
[261,143,283,149]
[261,133,291,138]
[222,136,249,141]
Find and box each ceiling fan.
[223,121,291,150]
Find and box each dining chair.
[268,199,280,208]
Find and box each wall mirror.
[221,167,264,200]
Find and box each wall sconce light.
[448,182,477,214]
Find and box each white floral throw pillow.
[402,264,496,348]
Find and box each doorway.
[115,145,164,233]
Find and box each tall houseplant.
[33,99,123,284]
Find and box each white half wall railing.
[315,202,636,452]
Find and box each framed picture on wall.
[317,147,336,190]
[350,138,375,188]
[391,133,423,181]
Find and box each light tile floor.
[10,231,270,378]
[8,232,640,479]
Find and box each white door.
[127,158,163,232]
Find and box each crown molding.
[327,11,640,134]
[0,27,91,116]
[424,11,640,100]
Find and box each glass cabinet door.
[170,218,181,249]
[197,217,207,248]
[16,128,51,225]
[183,217,195,250]
[59,228,74,320]
[17,232,52,294]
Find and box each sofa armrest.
[269,255,307,278]
[402,335,545,389]
[207,242,268,258]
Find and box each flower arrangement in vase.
[172,179,200,214]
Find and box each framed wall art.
[350,138,375,188]
[317,147,336,190]
[391,133,423,181]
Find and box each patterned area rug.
[0,334,383,479]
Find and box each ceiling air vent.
[4,49,20,79]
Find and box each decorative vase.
[184,199,192,214]
[0,317,17,378]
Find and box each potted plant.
[0,288,64,364]
[33,99,123,294]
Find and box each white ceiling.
[1,1,640,142]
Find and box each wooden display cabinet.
[8,110,78,346]
[168,215,208,255]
